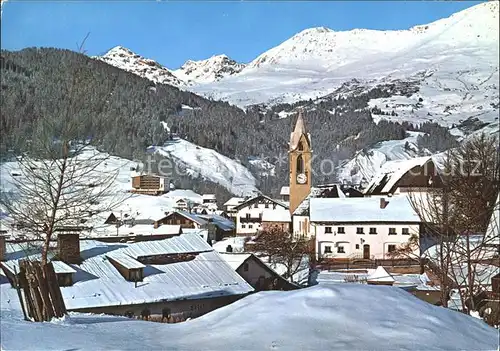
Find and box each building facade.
[234,196,289,235]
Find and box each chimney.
[57,233,81,264]
[226,244,233,253]
[0,235,6,261]
[380,198,389,209]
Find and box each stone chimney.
[0,235,6,261]
[379,198,389,209]
[57,233,81,264]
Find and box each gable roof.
[1,234,253,311]
[223,197,245,207]
[164,211,208,226]
[310,196,420,223]
[233,195,289,211]
[364,157,433,195]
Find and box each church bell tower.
[289,109,312,214]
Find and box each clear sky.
[1,0,484,69]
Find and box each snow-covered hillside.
[1,284,497,350]
[337,131,422,184]
[151,138,259,196]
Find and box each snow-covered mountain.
[92,2,498,191]
[96,46,185,86]
[95,48,245,87]
[174,55,245,84]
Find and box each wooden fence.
[17,260,66,322]
[315,258,424,271]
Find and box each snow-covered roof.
[202,194,217,201]
[212,237,247,254]
[364,156,433,195]
[218,253,252,271]
[51,260,77,274]
[223,197,245,207]
[261,210,291,223]
[310,195,420,223]
[198,214,235,232]
[367,266,395,283]
[106,253,146,270]
[292,185,345,216]
[89,224,181,238]
[280,186,290,196]
[162,189,203,204]
[1,234,253,311]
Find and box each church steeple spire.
[290,109,310,152]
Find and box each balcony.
[239,216,262,223]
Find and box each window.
[296,155,304,174]
[356,227,364,234]
[298,142,304,151]
[369,227,377,234]
[355,244,360,249]
[249,224,253,229]
[402,228,409,235]
[337,246,345,254]
[246,213,251,219]
[324,246,332,254]
[254,203,258,208]
[265,203,269,209]
[389,228,397,235]
[388,244,396,253]
[242,224,246,229]
[243,263,249,272]
[337,227,345,234]
[325,226,332,234]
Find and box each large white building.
[310,196,422,260]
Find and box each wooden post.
[13,266,29,321]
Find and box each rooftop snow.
[218,253,252,271]
[367,266,395,283]
[261,210,291,223]
[223,197,245,207]
[1,234,253,311]
[364,156,433,195]
[310,195,420,223]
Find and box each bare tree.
[389,133,500,312]
[252,227,312,283]
[0,36,125,267]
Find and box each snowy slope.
[151,138,259,196]
[337,131,422,184]
[1,284,497,350]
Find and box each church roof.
[289,110,310,151]
[292,184,345,216]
